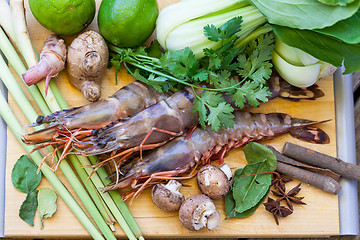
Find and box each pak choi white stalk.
[156,0,267,58]
[156,0,246,47]
[272,37,334,88]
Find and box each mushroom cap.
[151,181,185,212]
[197,164,230,199]
[179,194,220,231]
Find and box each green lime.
[98,0,159,47]
[29,0,96,36]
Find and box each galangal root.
[22,34,66,95]
[67,30,109,102]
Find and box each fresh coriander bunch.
[109,17,275,131]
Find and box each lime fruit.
[98,0,159,47]
[28,0,96,36]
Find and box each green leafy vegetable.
[272,24,360,74]
[12,155,41,194]
[109,18,274,131]
[225,142,277,219]
[313,11,360,44]
[38,188,57,229]
[249,0,360,29]
[243,142,277,170]
[225,186,269,219]
[19,190,38,226]
[232,161,271,213]
[317,0,356,6]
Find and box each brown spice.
[271,183,306,211]
[263,197,293,225]
[271,172,292,192]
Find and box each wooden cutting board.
[4,0,339,238]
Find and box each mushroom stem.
[220,164,233,181]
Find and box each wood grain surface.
[4,0,339,238]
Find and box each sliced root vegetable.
[22,34,66,94]
[272,51,321,88]
[67,30,109,102]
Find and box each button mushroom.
[179,194,220,231]
[151,180,185,212]
[196,164,232,199]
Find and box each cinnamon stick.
[283,142,360,182]
[266,145,342,195]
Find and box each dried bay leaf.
[38,188,57,229]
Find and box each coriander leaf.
[160,48,199,79]
[232,161,271,213]
[193,97,208,129]
[243,142,277,171]
[38,188,57,229]
[146,40,163,58]
[191,70,208,82]
[237,33,274,83]
[19,190,38,226]
[204,16,243,42]
[207,101,234,131]
[193,92,234,131]
[12,155,41,194]
[232,82,271,109]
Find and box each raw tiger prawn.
[102,111,329,202]
[22,72,324,164]
[22,80,171,145]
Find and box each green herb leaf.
[249,0,360,29]
[204,16,243,42]
[19,190,38,226]
[38,188,57,229]
[237,34,274,84]
[232,161,271,213]
[12,155,41,194]
[225,186,269,219]
[272,24,360,74]
[243,142,277,171]
[160,47,199,79]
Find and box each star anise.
[272,183,306,211]
[271,172,292,192]
[263,197,293,225]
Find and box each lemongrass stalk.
[10,0,37,68]
[70,156,116,231]
[0,57,117,240]
[0,93,105,240]
[8,1,143,238]
[0,27,50,115]
[88,156,144,239]
[0,0,17,42]
[76,155,138,239]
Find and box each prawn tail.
[290,118,331,144]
